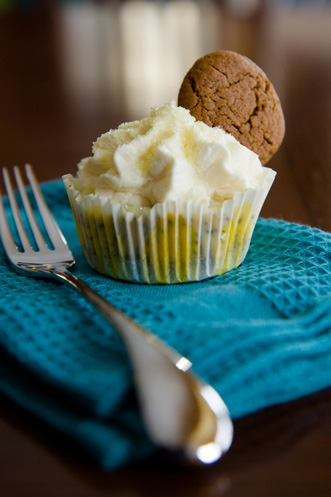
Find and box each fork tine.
[0,184,19,254]
[14,166,47,250]
[2,167,32,252]
[25,164,70,250]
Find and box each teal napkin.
[0,180,330,470]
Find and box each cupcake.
[63,100,276,284]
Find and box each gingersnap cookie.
[178,50,285,165]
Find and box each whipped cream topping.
[73,101,272,208]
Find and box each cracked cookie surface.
[178,50,285,165]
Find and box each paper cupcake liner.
[63,169,275,284]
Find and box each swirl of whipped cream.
[75,101,272,208]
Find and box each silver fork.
[0,164,233,464]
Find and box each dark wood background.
[0,1,330,495]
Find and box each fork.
[0,164,233,464]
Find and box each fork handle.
[52,268,184,363]
[50,268,230,458]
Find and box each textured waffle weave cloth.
[0,180,330,470]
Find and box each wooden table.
[0,2,330,495]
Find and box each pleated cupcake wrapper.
[63,169,276,283]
